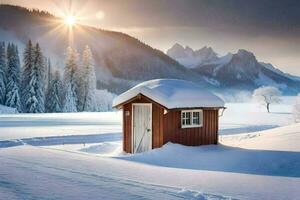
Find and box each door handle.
[146,128,151,132]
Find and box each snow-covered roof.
[113,79,225,109]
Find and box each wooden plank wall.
[122,96,164,153]
[163,110,218,146]
[122,95,219,153]
[123,103,131,153]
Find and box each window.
[181,110,203,128]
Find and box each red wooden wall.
[122,95,219,153]
[163,109,219,146]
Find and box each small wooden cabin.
[113,79,225,153]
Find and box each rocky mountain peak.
[235,49,256,60]
[230,49,258,68]
[167,43,218,68]
[195,46,218,59]
[184,46,194,55]
[166,43,187,58]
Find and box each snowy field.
[0,97,299,200]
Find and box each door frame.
[131,103,152,153]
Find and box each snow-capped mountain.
[193,49,300,94]
[168,43,300,94]
[167,43,218,68]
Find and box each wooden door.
[132,104,152,153]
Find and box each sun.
[64,15,77,26]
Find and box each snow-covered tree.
[46,58,52,90]
[23,43,46,113]
[34,43,46,112]
[252,86,281,112]
[5,43,21,111]
[45,70,63,113]
[25,69,39,113]
[21,40,34,112]
[63,83,77,112]
[63,47,79,112]
[76,57,84,111]
[95,89,116,111]
[78,45,97,111]
[293,94,300,123]
[0,42,6,104]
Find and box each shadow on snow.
[220,124,278,135]
[118,143,300,178]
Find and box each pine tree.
[47,58,52,90]
[21,40,34,112]
[33,43,45,112]
[45,70,63,113]
[63,82,77,112]
[25,68,39,113]
[23,43,46,113]
[5,43,21,111]
[0,42,6,104]
[76,64,84,111]
[63,47,79,112]
[74,56,82,111]
[79,45,97,111]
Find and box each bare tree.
[252,86,281,112]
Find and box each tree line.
[0,40,97,113]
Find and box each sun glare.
[64,15,77,26]
[96,11,105,20]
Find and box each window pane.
[186,112,191,125]
[193,112,199,118]
[182,112,186,126]
[193,112,200,124]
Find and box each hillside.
[0,5,209,94]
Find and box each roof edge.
[113,93,167,110]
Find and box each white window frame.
[181,109,203,128]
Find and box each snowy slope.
[0,99,299,200]
[219,100,294,135]
[0,145,244,200]
[222,123,300,152]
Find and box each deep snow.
[0,99,299,200]
[113,79,225,109]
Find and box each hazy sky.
[3,0,300,75]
